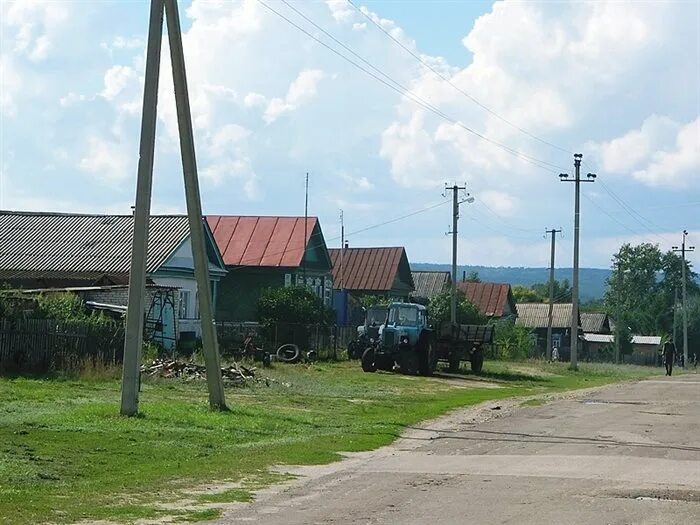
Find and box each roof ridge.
[0,210,190,218]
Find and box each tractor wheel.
[448,352,461,373]
[419,343,437,377]
[375,355,394,371]
[399,351,419,375]
[361,347,377,373]
[470,348,484,373]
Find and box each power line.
[346,0,574,156]
[257,0,567,174]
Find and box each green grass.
[0,360,659,524]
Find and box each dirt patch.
[608,488,700,503]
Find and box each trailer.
[436,322,495,373]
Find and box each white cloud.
[79,137,130,184]
[593,115,700,187]
[2,0,69,62]
[263,69,325,124]
[0,55,21,115]
[101,65,137,101]
[479,191,519,217]
[325,0,355,24]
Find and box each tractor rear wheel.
[361,347,377,373]
[419,343,437,376]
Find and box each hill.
[411,264,611,301]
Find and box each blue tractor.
[361,302,437,376]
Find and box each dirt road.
[219,375,700,524]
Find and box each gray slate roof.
[410,271,450,300]
[516,303,574,329]
[580,312,609,333]
[0,211,192,281]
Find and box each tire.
[399,351,419,375]
[277,343,301,363]
[470,349,484,373]
[419,343,437,377]
[375,355,394,371]
[361,347,377,373]
[448,352,461,373]
[347,341,359,360]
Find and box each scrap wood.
[141,358,274,385]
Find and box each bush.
[258,286,333,327]
[428,290,486,328]
[493,319,534,360]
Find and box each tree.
[257,286,333,327]
[512,285,540,303]
[464,271,481,283]
[427,289,486,328]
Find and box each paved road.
[220,375,700,524]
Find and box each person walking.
[663,341,676,376]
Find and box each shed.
[580,312,611,334]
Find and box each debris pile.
[141,359,263,385]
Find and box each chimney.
[344,240,349,249]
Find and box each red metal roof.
[329,247,411,292]
[456,281,514,318]
[206,216,318,267]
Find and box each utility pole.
[303,173,309,285]
[672,230,695,367]
[615,258,622,365]
[445,184,466,325]
[545,228,561,361]
[339,210,344,290]
[673,286,678,351]
[559,154,596,370]
[121,0,226,415]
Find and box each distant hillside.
[411,264,611,301]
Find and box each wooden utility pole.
[545,228,561,361]
[559,154,596,370]
[121,0,226,415]
[615,258,622,364]
[672,230,695,367]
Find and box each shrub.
[427,290,486,328]
[493,319,534,360]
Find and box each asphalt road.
[219,375,700,525]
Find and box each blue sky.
[1,0,698,269]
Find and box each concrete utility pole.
[672,230,695,367]
[445,184,467,325]
[164,0,226,409]
[121,0,226,415]
[559,154,596,370]
[615,258,622,365]
[120,0,164,416]
[545,228,561,361]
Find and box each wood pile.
[141,359,263,385]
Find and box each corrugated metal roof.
[0,211,193,279]
[582,333,614,343]
[329,247,412,292]
[515,303,574,328]
[410,271,450,300]
[206,216,319,268]
[632,335,662,346]
[457,282,513,317]
[581,312,609,333]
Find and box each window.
[388,305,419,326]
[284,273,292,287]
[178,290,191,319]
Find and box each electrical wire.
[257,0,567,174]
[345,0,575,156]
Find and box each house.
[515,302,577,357]
[580,312,611,334]
[328,246,414,326]
[580,333,662,365]
[410,271,451,303]
[457,282,516,319]
[0,211,227,344]
[206,215,333,321]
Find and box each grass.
[0,360,660,524]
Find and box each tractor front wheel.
[361,348,377,373]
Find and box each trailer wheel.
[361,347,377,373]
[448,352,461,372]
[470,348,484,373]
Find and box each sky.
[1,0,699,270]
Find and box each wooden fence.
[0,318,125,374]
